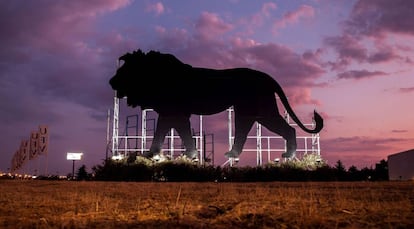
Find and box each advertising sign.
[66,152,83,160]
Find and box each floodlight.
[153,154,160,162]
[111,155,124,160]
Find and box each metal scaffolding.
[109,97,214,165]
[222,107,321,166]
[110,97,320,167]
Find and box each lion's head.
[109,49,192,107]
[109,50,146,105]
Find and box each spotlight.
[153,154,160,162]
[274,158,280,163]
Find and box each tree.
[76,164,89,180]
[335,160,346,172]
[348,165,361,181]
[334,160,346,180]
[374,159,388,181]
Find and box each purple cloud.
[337,70,388,80]
[345,0,414,37]
[391,130,408,133]
[367,49,397,63]
[319,136,412,168]
[323,136,410,154]
[399,87,414,93]
[0,0,133,114]
[324,35,367,64]
[323,0,414,69]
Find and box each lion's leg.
[173,116,198,160]
[147,115,171,158]
[258,115,297,159]
[225,113,255,159]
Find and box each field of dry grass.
[0,180,413,228]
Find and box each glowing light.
[111,155,124,160]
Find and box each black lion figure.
[109,49,323,161]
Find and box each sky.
[1,0,414,174]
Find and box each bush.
[91,158,388,182]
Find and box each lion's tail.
[273,81,323,134]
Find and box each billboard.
[66,152,83,160]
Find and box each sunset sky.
[1,0,414,174]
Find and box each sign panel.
[38,125,49,155]
[29,132,39,159]
[66,152,83,160]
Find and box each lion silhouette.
[109,49,323,161]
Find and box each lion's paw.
[224,150,240,159]
[184,150,198,161]
[282,151,296,159]
[143,151,154,158]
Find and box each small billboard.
[66,152,83,160]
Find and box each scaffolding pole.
[111,93,120,158]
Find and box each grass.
[0,180,413,228]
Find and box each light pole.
[72,160,75,179]
[66,152,83,180]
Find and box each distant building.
[388,149,414,180]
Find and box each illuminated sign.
[66,152,83,160]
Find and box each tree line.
[71,159,388,182]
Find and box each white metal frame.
[110,98,205,164]
[222,107,321,166]
[111,97,321,167]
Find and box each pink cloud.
[195,12,233,40]
[231,37,259,48]
[246,2,277,28]
[286,88,321,106]
[274,5,315,30]
[399,87,414,93]
[240,2,277,36]
[337,70,388,80]
[391,130,408,133]
[261,2,278,17]
[145,2,165,16]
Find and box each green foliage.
[267,153,326,170]
[335,160,346,172]
[76,165,89,180]
[91,157,389,182]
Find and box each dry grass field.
[0,180,413,229]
